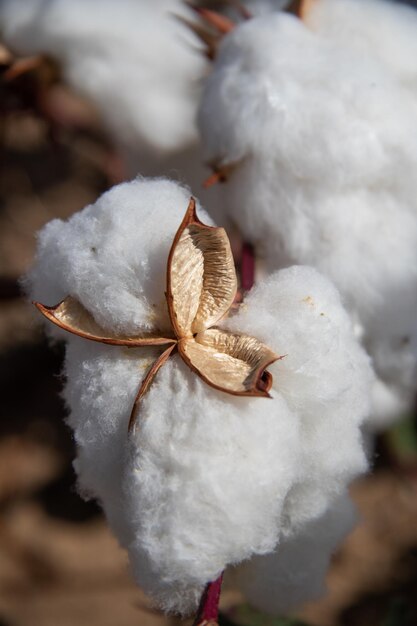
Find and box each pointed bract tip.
[224,0,252,20]
[286,0,315,20]
[190,5,236,34]
[203,171,223,189]
[175,11,218,59]
[33,300,55,318]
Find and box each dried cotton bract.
[0,0,207,154]
[27,178,372,614]
[198,6,417,428]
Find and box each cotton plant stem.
[241,242,255,291]
[193,573,224,626]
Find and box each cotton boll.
[302,0,417,93]
[26,177,213,338]
[198,12,417,427]
[200,12,417,178]
[235,492,356,614]
[27,178,372,615]
[0,0,207,154]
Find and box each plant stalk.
[193,573,224,626]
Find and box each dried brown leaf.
[34,297,176,346]
[128,343,177,432]
[179,328,280,396]
[167,198,237,337]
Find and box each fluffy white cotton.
[232,0,290,16]
[198,10,417,427]
[0,0,207,154]
[303,0,417,93]
[234,492,356,614]
[224,266,370,531]
[123,359,299,611]
[27,178,372,614]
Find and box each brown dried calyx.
[0,46,60,116]
[182,1,313,62]
[34,199,281,432]
[286,0,316,19]
[181,1,250,60]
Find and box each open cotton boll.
[0,0,207,154]
[302,0,417,93]
[234,492,356,614]
[63,266,371,613]
[198,12,417,427]
[27,177,371,615]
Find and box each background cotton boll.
[0,0,208,154]
[200,12,417,178]
[225,266,372,531]
[198,12,417,426]
[302,0,417,92]
[234,492,357,614]
[27,177,212,337]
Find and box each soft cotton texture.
[198,8,417,428]
[234,491,356,614]
[302,0,417,93]
[27,177,372,614]
[227,0,290,16]
[0,0,207,155]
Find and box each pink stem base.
[241,242,255,291]
[193,573,224,626]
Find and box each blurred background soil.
[0,78,417,626]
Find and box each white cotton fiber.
[27,178,372,615]
[224,266,371,532]
[198,9,417,427]
[0,0,207,154]
[302,0,417,93]
[234,491,356,614]
[235,0,290,16]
